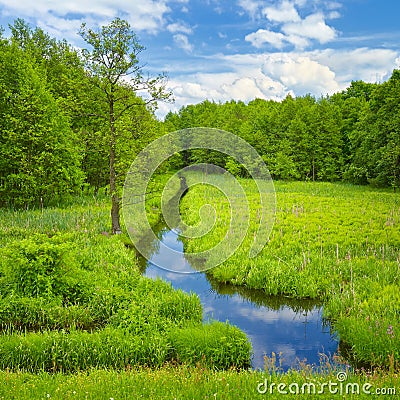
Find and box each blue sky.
[0,0,399,117]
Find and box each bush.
[0,296,96,331]
[0,234,92,304]
[108,277,202,334]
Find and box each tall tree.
[79,18,172,234]
[0,41,83,208]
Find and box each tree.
[79,18,172,234]
[0,41,83,208]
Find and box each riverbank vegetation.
[180,177,400,369]
[0,196,251,373]
[0,365,399,399]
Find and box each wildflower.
[386,325,395,338]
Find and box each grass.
[0,365,398,399]
[0,174,399,398]
[0,189,251,373]
[179,175,400,368]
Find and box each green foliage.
[79,17,172,233]
[0,366,398,400]
[0,41,84,207]
[109,278,202,334]
[165,73,400,189]
[169,322,252,370]
[0,328,170,372]
[0,234,91,303]
[0,296,96,331]
[0,195,252,373]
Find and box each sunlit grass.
[0,365,398,399]
[179,176,400,368]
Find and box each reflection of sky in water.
[145,230,338,370]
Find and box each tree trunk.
[109,94,122,234]
[312,158,315,181]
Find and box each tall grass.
[179,176,400,368]
[0,191,252,373]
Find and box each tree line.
[1,18,399,231]
[164,76,400,189]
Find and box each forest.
[0,18,400,399]
[1,19,400,212]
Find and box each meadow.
[180,176,400,369]
[0,177,399,398]
[0,365,399,399]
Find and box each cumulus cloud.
[243,0,338,50]
[245,28,310,49]
[167,22,193,34]
[263,0,301,23]
[157,44,399,119]
[261,53,340,95]
[0,0,173,39]
[282,13,337,44]
[245,29,287,48]
[237,0,262,19]
[311,48,400,83]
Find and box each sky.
[0,0,400,118]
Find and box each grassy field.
[0,177,399,398]
[180,176,400,369]
[0,365,398,399]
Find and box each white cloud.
[0,0,173,39]
[156,45,399,119]
[237,0,262,19]
[221,77,268,100]
[311,48,399,83]
[159,55,289,117]
[167,22,193,34]
[328,11,341,19]
[282,12,337,44]
[326,1,342,10]
[245,29,311,49]
[263,0,301,23]
[245,29,287,48]
[285,34,310,49]
[261,53,340,95]
[173,33,193,53]
[244,1,338,50]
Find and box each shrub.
[0,234,92,304]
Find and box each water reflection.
[142,228,339,370]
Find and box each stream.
[141,226,339,371]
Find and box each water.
[143,228,339,370]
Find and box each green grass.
[0,366,398,399]
[0,176,399,397]
[0,190,251,373]
[179,176,400,368]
